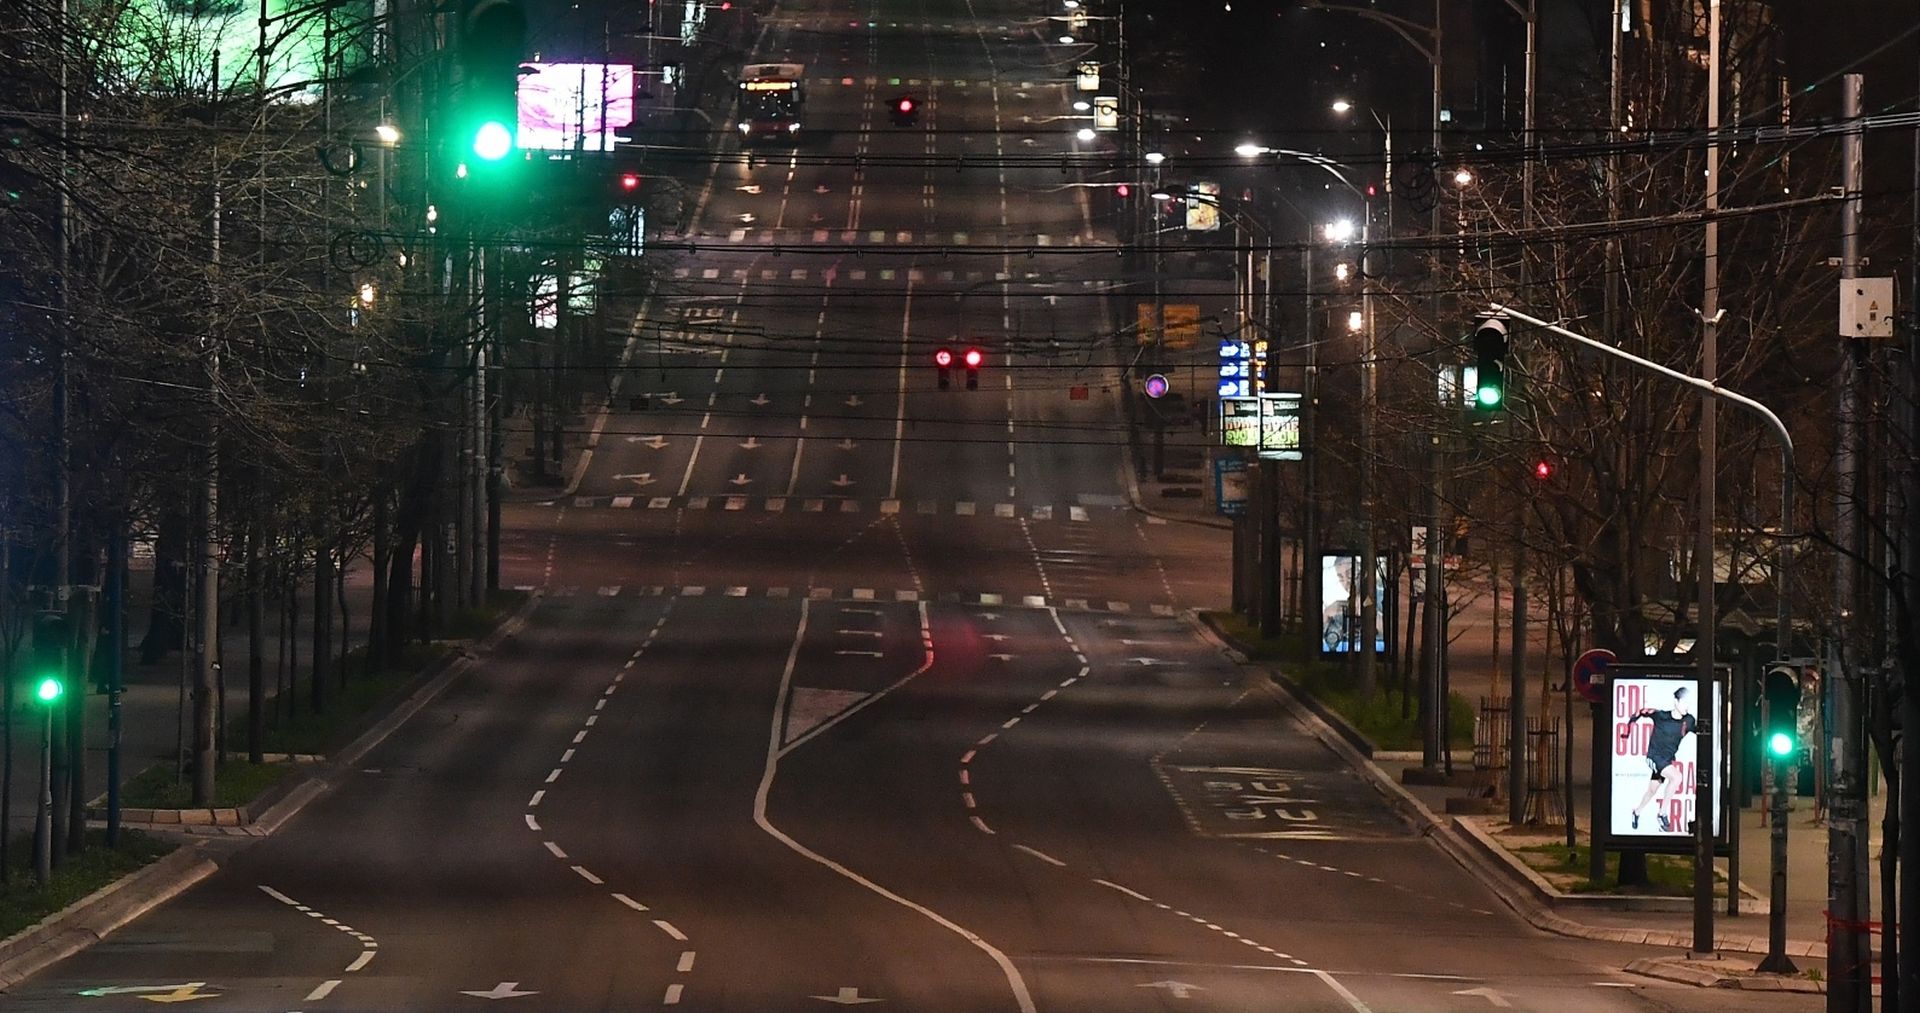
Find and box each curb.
[251,590,543,837]
[1187,611,1828,960]
[1117,441,1233,531]
[1624,956,1825,992]
[0,843,218,991]
[0,592,543,986]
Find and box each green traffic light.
[34,677,62,704]
[1476,384,1503,408]
[472,120,513,161]
[1768,731,1795,757]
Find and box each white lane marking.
[562,748,576,763]
[1013,844,1066,867]
[525,814,540,832]
[305,980,341,1002]
[573,865,605,885]
[1093,879,1155,902]
[655,919,688,941]
[664,983,685,1005]
[677,951,697,973]
[755,599,1035,1011]
[888,272,916,499]
[614,893,650,912]
[1312,970,1375,1013]
[970,815,995,834]
[545,768,562,784]
[572,730,587,744]
[780,602,935,756]
[259,885,298,906]
[345,950,375,973]
[529,790,546,806]
[544,841,567,859]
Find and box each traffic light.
[1532,458,1553,481]
[934,346,953,389]
[890,95,919,127]
[30,610,65,705]
[964,347,983,389]
[1472,317,1509,410]
[457,0,526,170]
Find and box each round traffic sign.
[1143,373,1169,399]
[1571,647,1615,704]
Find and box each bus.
[738,62,806,141]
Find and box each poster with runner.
[1603,666,1728,850]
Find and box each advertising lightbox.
[1600,664,1730,852]
[518,63,636,152]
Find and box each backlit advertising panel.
[518,63,635,152]
[1317,552,1388,655]
[1601,664,1729,852]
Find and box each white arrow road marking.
[460,982,539,1000]
[831,473,855,487]
[740,436,763,449]
[76,984,211,998]
[836,438,857,450]
[751,393,772,406]
[658,392,683,405]
[613,473,655,486]
[737,184,763,194]
[1138,980,1203,1000]
[628,435,669,448]
[136,984,219,1004]
[1452,986,1513,1007]
[729,473,753,486]
[988,653,1014,661]
[1128,657,1162,666]
[845,394,864,407]
[811,987,882,1005]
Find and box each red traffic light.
[1532,459,1553,480]
[898,98,915,114]
[619,172,640,191]
[963,348,983,369]
[1116,183,1131,198]
[933,347,954,368]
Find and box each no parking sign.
[1571,648,1615,704]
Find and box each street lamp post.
[32,657,64,885]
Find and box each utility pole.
[1901,25,1920,1004]
[1828,71,1872,1012]
[1693,0,1721,958]
[1508,540,1527,824]
[194,63,223,807]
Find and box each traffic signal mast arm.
[1485,303,1796,672]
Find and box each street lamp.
[375,123,401,145]
[1075,127,1096,141]
[1144,151,1165,165]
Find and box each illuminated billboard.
[518,63,636,152]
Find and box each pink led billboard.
[518,62,635,152]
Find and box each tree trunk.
[338,556,350,686]
[67,544,98,853]
[1,542,14,881]
[247,522,264,764]
[311,543,331,715]
[370,489,390,672]
[138,512,189,663]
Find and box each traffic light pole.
[1757,748,1799,974]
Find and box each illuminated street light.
[1453,168,1474,186]
[1144,151,1165,165]
[375,123,401,145]
[1233,141,1267,159]
[1075,127,1096,141]
[358,282,377,307]
[1347,310,1364,332]
[1331,98,1353,114]
[1058,34,1074,43]
[1323,218,1356,243]
[1072,100,1091,111]
[1334,262,1351,282]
